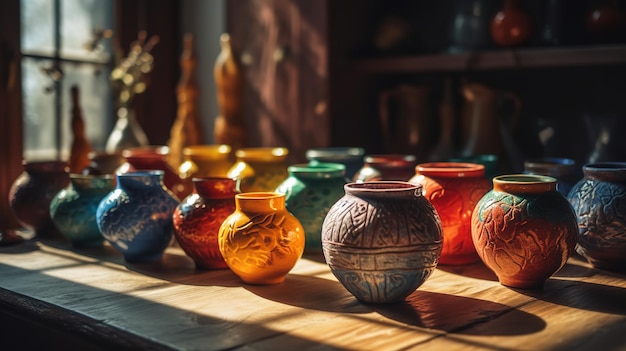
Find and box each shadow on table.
[373,290,546,336]
[514,278,626,316]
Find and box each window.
[21,0,114,161]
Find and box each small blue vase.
[96,170,179,262]
[50,174,115,248]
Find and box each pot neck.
[117,171,165,191]
[583,162,626,183]
[235,192,286,212]
[345,181,423,200]
[493,174,556,194]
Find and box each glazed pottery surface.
[84,151,125,176]
[321,181,443,303]
[567,163,626,271]
[97,171,179,262]
[353,154,417,182]
[173,177,237,269]
[118,145,191,199]
[305,147,365,180]
[178,145,233,180]
[275,163,347,251]
[523,157,580,196]
[227,147,289,192]
[9,160,70,239]
[218,192,305,285]
[50,174,114,248]
[410,162,491,265]
[471,175,577,289]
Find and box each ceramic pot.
[173,177,237,269]
[305,147,365,180]
[321,181,443,303]
[226,147,289,192]
[524,157,580,197]
[471,175,577,288]
[9,160,70,239]
[491,0,533,47]
[96,171,179,262]
[118,145,191,199]
[567,163,626,271]
[275,163,347,251]
[218,192,305,285]
[178,144,233,180]
[84,151,125,176]
[50,174,115,248]
[409,162,491,265]
[449,154,499,180]
[353,154,417,183]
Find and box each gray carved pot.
[321,181,443,304]
[567,163,626,272]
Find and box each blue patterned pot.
[275,163,347,251]
[50,174,115,248]
[321,181,443,303]
[567,163,626,271]
[96,171,179,262]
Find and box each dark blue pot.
[97,171,179,262]
[567,162,626,272]
[50,174,115,248]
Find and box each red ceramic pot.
[353,154,417,182]
[9,160,70,239]
[491,0,533,47]
[173,177,237,269]
[410,162,491,265]
[471,175,577,289]
[119,145,191,200]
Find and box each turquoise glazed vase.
[567,163,626,272]
[173,177,237,269]
[275,163,347,251]
[321,181,443,303]
[472,174,578,288]
[96,171,179,262]
[50,174,115,248]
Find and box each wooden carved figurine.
[167,33,204,169]
[69,85,92,173]
[214,33,246,151]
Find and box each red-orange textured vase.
[471,175,577,289]
[410,162,491,265]
[173,177,237,269]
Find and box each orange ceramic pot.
[410,162,491,265]
[218,192,305,284]
[471,175,577,289]
[491,0,533,47]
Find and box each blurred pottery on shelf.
[353,154,417,182]
[305,147,365,181]
[178,144,233,180]
[227,147,289,192]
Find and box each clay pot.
[491,0,533,47]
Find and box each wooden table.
[0,239,625,351]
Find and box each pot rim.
[416,162,485,178]
[493,174,557,193]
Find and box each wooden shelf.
[351,44,626,73]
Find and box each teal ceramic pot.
[322,181,443,303]
[472,174,578,289]
[567,163,626,272]
[97,171,179,262]
[50,174,115,248]
[305,147,365,180]
[275,163,347,251]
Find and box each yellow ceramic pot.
[178,144,233,180]
[227,147,289,192]
[218,192,305,284]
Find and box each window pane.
[21,0,56,55]
[22,57,57,161]
[61,0,113,62]
[61,62,113,151]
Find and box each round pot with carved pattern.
[567,163,626,272]
[471,174,577,289]
[321,181,443,303]
[218,192,305,285]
